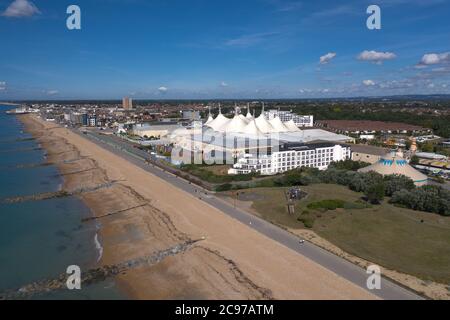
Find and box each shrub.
[297,215,315,228]
[307,199,346,211]
[329,160,371,171]
[383,174,415,196]
[215,183,232,192]
[364,182,385,204]
[391,185,450,216]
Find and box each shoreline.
[18,114,377,300]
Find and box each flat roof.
[280,142,340,151]
[316,120,426,132]
[349,144,390,156]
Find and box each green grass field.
[229,184,450,283]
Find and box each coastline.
[18,114,377,300]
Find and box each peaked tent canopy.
[269,116,289,132]
[205,114,214,126]
[224,114,248,133]
[208,112,230,132]
[242,119,263,136]
[358,151,428,186]
[254,114,274,134]
[284,119,301,132]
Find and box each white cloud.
[319,52,336,65]
[417,52,450,66]
[46,90,59,95]
[220,81,228,87]
[276,1,303,12]
[158,86,168,93]
[357,50,396,64]
[363,79,375,86]
[2,0,40,18]
[225,32,279,47]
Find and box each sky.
[0,0,450,100]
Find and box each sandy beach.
[19,114,376,300]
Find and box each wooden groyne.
[0,137,36,144]
[0,146,42,153]
[0,239,202,300]
[0,182,115,204]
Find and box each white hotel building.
[228,142,351,175]
[264,109,314,127]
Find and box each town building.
[181,110,201,121]
[228,142,351,175]
[441,141,450,148]
[88,115,97,127]
[122,97,133,110]
[131,122,180,139]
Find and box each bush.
[384,174,415,196]
[349,171,384,193]
[307,199,346,211]
[297,215,315,228]
[364,182,385,204]
[215,183,232,192]
[328,160,371,171]
[391,185,450,216]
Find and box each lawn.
[227,184,450,284]
[201,165,232,176]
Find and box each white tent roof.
[269,116,289,132]
[255,114,274,134]
[224,114,248,133]
[208,112,230,132]
[245,104,254,120]
[205,114,214,126]
[284,119,301,132]
[243,119,263,136]
[239,114,250,123]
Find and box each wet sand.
[19,114,376,300]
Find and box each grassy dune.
[232,184,450,283]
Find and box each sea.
[0,105,125,299]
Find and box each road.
[76,128,423,300]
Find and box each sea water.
[0,106,125,299]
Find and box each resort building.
[228,142,351,175]
[264,109,314,127]
[171,106,353,166]
[351,144,390,164]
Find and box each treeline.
[290,104,450,138]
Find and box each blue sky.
[1,0,450,99]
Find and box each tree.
[364,183,385,204]
[420,142,434,153]
[410,155,419,165]
[384,174,415,196]
[329,160,371,171]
